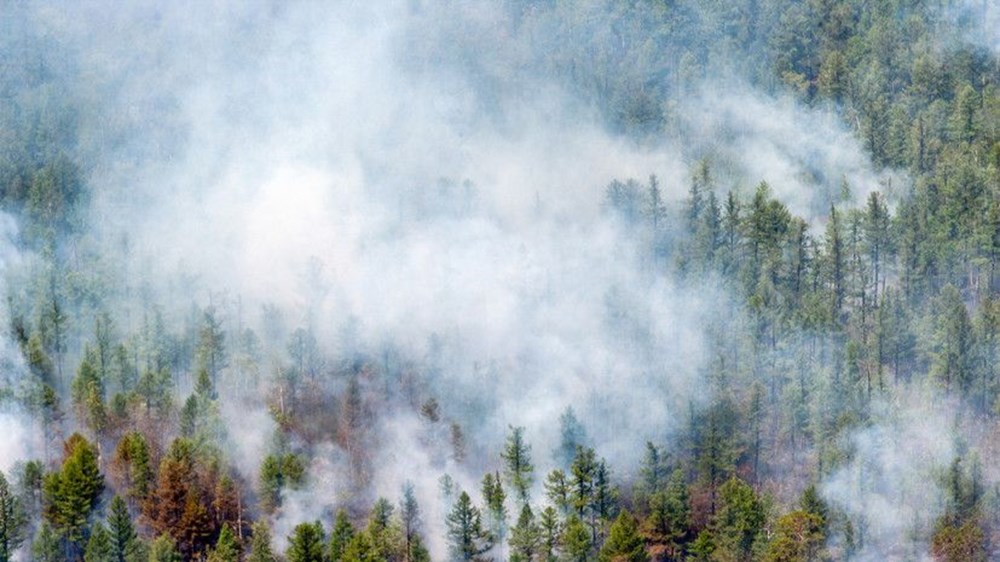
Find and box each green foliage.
[286,521,326,562]
[502,426,534,505]
[508,504,540,562]
[42,433,104,547]
[148,534,182,562]
[0,471,26,562]
[206,524,239,562]
[761,511,826,562]
[598,510,647,562]
[84,522,114,562]
[710,478,765,562]
[446,491,492,562]
[561,515,590,562]
[329,510,355,562]
[107,495,140,562]
[31,523,61,562]
[247,521,277,562]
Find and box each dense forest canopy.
[0,1,999,561]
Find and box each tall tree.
[501,426,534,505]
[0,471,25,562]
[329,510,355,562]
[107,495,140,562]
[509,504,540,562]
[84,522,113,562]
[286,521,326,562]
[598,511,647,562]
[446,491,492,562]
[247,521,276,562]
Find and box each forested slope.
[0,1,998,562]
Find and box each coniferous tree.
[538,507,561,562]
[598,511,647,562]
[446,491,492,562]
[400,483,421,562]
[43,433,104,550]
[206,524,239,562]
[107,495,139,562]
[561,515,590,562]
[32,523,61,562]
[287,521,326,562]
[148,534,182,562]
[329,510,355,562]
[247,521,276,562]
[501,426,534,505]
[509,504,540,562]
[0,471,25,562]
[84,522,113,562]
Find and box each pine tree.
[556,408,587,469]
[400,483,421,562]
[287,521,325,562]
[31,523,61,562]
[148,534,182,562]
[501,426,534,505]
[509,504,540,562]
[329,509,356,562]
[107,496,139,562]
[482,472,507,554]
[43,433,104,549]
[561,516,590,562]
[598,511,647,562]
[446,491,492,562]
[0,471,25,562]
[544,470,570,514]
[206,524,239,562]
[538,507,561,562]
[247,521,276,562]
[84,522,113,562]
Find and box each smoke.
[0,1,940,559]
[674,83,904,219]
[0,212,37,475]
[821,386,958,561]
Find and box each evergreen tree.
[329,509,356,562]
[286,521,325,562]
[598,511,647,562]
[31,523,61,562]
[509,504,540,562]
[501,426,534,505]
[84,522,114,562]
[544,470,570,514]
[561,516,590,562]
[247,521,276,562]
[107,495,140,562]
[43,433,104,549]
[556,408,587,469]
[538,507,561,562]
[446,491,492,562]
[481,472,507,554]
[400,483,421,562]
[206,524,239,562]
[148,534,182,562]
[0,471,25,562]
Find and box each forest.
[0,1,999,561]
